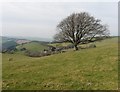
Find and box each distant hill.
[16,41,49,52]
[23,37,53,42]
[1,36,51,53]
[4,36,53,42]
[1,36,18,44]
[0,36,17,52]
[1,36,116,53]
[2,41,17,52]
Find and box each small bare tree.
[54,12,109,50]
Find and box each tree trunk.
[74,44,78,51]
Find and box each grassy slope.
[2,38,118,90]
[16,42,48,51]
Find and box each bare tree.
[54,12,109,50]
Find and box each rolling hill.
[1,36,18,44]
[2,37,118,90]
[16,41,49,52]
[0,37,19,53]
[1,36,51,53]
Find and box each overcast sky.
[1,2,118,39]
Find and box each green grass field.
[2,38,118,90]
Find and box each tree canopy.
[54,12,109,50]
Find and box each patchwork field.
[2,38,118,90]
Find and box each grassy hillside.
[2,38,118,90]
[16,41,48,52]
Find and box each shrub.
[88,44,96,48]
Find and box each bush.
[88,44,96,48]
[8,58,13,61]
[20,48,26,51]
